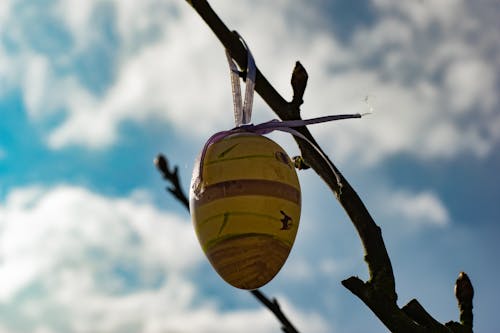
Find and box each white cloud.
[280,255,355,283]
[318,258,347,277]
[444,58,497,113]
[380,189,450,228]
[0,185,201,301]
[47,20,229,149]
[1,0,499,163]
[0,1,10,30]
[305,0,499,166]
[0,185,330,333]
[280,257,315,282]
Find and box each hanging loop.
[191,113,366,198]
[225,33,256,127]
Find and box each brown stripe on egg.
[195,179,300,206]
[205,233,291,290]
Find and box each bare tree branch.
[154,1,476,332]
[154,155,189,208]
[455,272,474,329]
[250,290,300,333]
[154,153,301,333]
[185,0,396,294]
[444,272,474,333]
[402,299,451,332]
[290,61,308,109]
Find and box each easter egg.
[190,132,301,290]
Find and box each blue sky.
[0,0,499,332]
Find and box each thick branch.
[154,153,300,333]
[173,1,475,332]
[342,277,426,333]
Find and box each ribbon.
[225,33,256,127]
[191,113,365,198]
[191,35,366,198]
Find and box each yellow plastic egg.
[190,132,301,290]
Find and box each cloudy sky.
[1,0,499,332]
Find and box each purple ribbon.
[191,113,365,197]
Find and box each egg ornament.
[190,132,301,290]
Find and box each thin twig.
[250,290,300,333]
[154,153,301,333]
[154,154,189,208]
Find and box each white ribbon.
[225,33,256,127]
